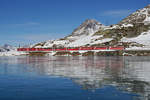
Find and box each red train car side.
[109,46,124,50]
[17,46,125,52]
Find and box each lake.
[0,56,149,100]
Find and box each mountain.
[0,47,6,52]
[33,4,150,49]
[33,19,109,48]
[71,19,103,36]
[0,44,16,52]
[119,5,150,25]
[94,4,150,48]
[119,5,150,48]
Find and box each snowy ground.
[121,30,150,50]
[125,47,150,50]
[0,51,27,56]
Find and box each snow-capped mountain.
[3,44,16,51]
[119,5,150,25]
[33,4,150,49]
[71,19,103,36]
[0,47,6,52]
[0,44,16,52]
[33,19,110,48]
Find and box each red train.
[17,46,124,52]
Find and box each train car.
[67,48,79,51]
[94,47,107,50]
[17,46,125,52]
[55,48,67,51]
[17,48,28,51]
[109,46,124,50]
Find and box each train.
[17,46,125,52]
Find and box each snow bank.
[0,51,27,56]
[121,31,150,46]
[125,47,150,50]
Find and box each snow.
[125,47,150,50]
[103,26,117,30]
[34,32,112,48]
[103,24,133,30]
[0,45,27,56]
[73,27,86,35]
[0,51,27,56]
[121,24,133,27]
[66,30,113,47]
[90,38,113,45]
[67,34,100,47]
[121,31,150,46]
[144,15,150,22]
[135,6,150,24]
[143,7,150,24]
[43,40,70,48]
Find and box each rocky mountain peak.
[71,19,104,36]
[145,4,150,9]
[119,4,150,25]
[81,19,102,27]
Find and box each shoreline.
[1,50,150,56]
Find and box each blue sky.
[0,0,149,46]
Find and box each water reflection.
[0,56,150,100]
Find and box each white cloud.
[101,10,133,17]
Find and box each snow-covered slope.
[121,31,150,46]
[0,44,27,56]
[33,19,113,48]
[0,47,6,52]
[0,51,27,56]
[0,44,16,52]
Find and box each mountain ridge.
[32,4,150,49]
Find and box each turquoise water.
[0,56,149,100]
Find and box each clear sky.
[0,0,149,46]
